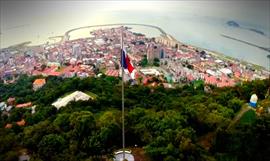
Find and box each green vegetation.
[140,55,148,67]
[0,75,269,161]
[153,58,160,67]
[238,110,256,125]
[85,91,98,99]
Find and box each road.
[63,23,168,42]
[221,34,270,53]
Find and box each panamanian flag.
[121,49,135,79]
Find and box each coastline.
[1,23,268,71]
[48,36,64,44]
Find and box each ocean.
[1,1,269,68]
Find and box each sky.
[1,0,269,31]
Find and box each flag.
[121,49,135,79]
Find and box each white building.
[140,68,161,76]
[52,91,94,110]
[219,68,233,75]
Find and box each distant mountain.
[226,20,266,36]
[226,20,240,27]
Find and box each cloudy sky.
[1,0,269,31]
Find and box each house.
[33,78,46,91]
[16,102,32,108]
[4,119,26,129]
[7,97,15,105]
[16,119,26,126]
[0,102,7,111]
[6,106,13,112]
[105,69,119,77]
[5,124,12,128]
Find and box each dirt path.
[227,103,253,130]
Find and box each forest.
[0,75,269,161]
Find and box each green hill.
[238,109,256,125]
[0,75,269,161]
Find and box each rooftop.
[33,78,46,86]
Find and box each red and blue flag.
[121,49,135,79]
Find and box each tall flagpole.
[121,27,126,160]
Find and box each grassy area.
[59,91,74,98]
[85,91,98,99]
[238,109,256,125]
[100,68,107,74]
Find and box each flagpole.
[121,27,126,160]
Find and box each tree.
[53,113,71,132]
[3,151,18,161]
[227,98,244,112]
[69,111,95,140]
[1,74,269,161]
[8,108,26,122]
[38,134,66,160]
[140,55,148,67]
[23,120,53,150]
[153,58,160,67]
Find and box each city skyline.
[1,0,269,68]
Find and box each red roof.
[105,70,119,77]
[5,124,12,129]
[16,119,26,126]
[16,102,32,108]
[7,97,15,104]
[33,79,46,86]
[143,77,149,85]
[204,74,217,85]
[4,119,26,128]
[234,71,241,78]
[187,74,194,81]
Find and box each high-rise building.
[147,45,155,63]
[58,52,64,65]
[147,44,163,63]
[153,45,161,58]
[72,44,81,59]
[160,49,165,59]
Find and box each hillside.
[0,75,269,161]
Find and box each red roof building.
[33,78,46,91]
[7,97,16,105]
[5,124,12,129]
[4,119,26,128]
[105,69,119,77]
[16,102,32,108]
